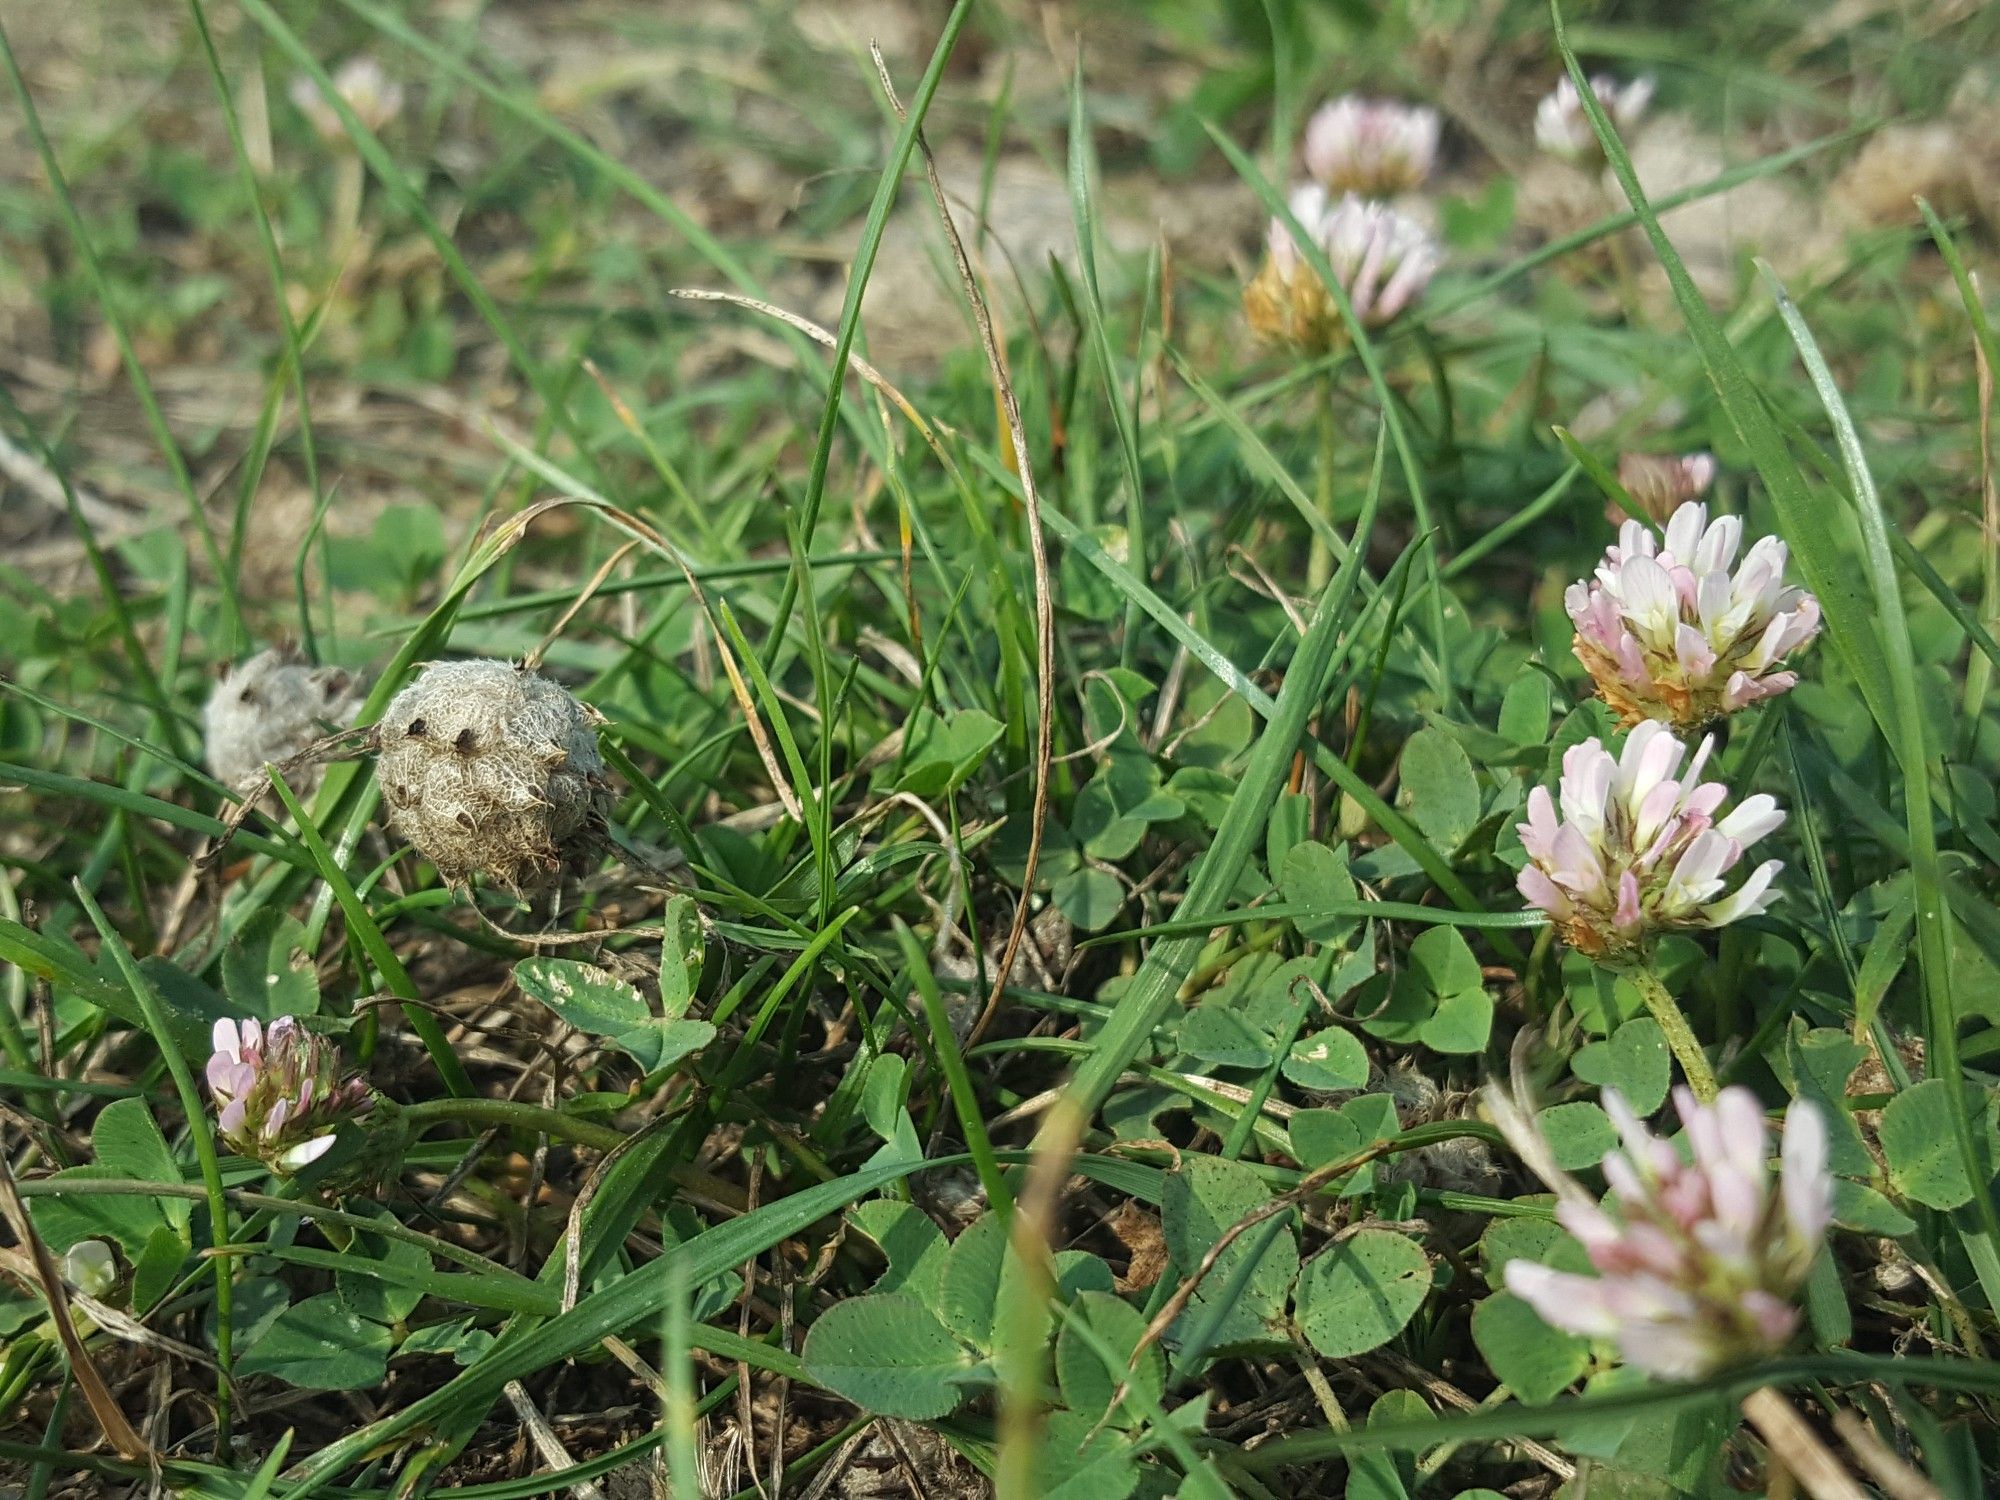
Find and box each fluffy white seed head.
[375,659,609,893]
[204,648,363,792]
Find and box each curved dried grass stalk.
[869,44,1056,1053]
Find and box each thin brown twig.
[1095,1133,1414,1429]
[870,44,1056,1054]
[1831,1407,1945,1500]
[1741,1388,1870,1500]
[667,288,947,463]
[525,538,640,670]
[502,1379,608,1500]
[194,726,376,870]
[1376,1350,1575,1481]
[0,1157,151,1462]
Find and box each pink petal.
[1780,1099,1832,1246]
[1504,1261,1620,1338]
[1518,865,1573,919]
[1613,870,1642,931]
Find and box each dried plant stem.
[1830,1407,1945,1500]
[1098,1133,1413,1427]
[867,46,1055,1057]
[1627,962,1717,1101]
[1740,1388,1869,1500]
[502,1380,607,1500]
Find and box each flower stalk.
[1625,962,1717,1102]
[1309,372,1340,593]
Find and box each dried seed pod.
[204,648,363,792]
[374,659,609,892]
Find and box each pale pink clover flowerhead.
[1535,74,1655,166]
[1483,1077,1831,1381]
[206,1016,372,1175]
[1516,720,1785,962]
[1568,500,1821,731]
[1303,96,1441,198]
[1314,190,1442,328]
[1616,451,1716,526]
[1247,188,1441,353]
[290,57,405,146]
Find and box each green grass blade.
[1068,68,1151,667]
[894,919,1011,1213]
[334,0,768,299]
[281,1149,956,1491]
[1758,261,2000,1260]
[966,439,1499,926]
[266,773,473,1098]
[1546,0,1898,735]
[1040,450,1385,1128]
[187,0,328,631]
[234,0,597,471]
[1204,118,1457,712]
[763,0,976,654]
[72,881,238,1446]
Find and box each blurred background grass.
[3,0,1994,645]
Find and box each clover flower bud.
[1244,187,1441,354]
[1616,451,1716,526]
[62,1240,117,1300]
[1568,500,1821,730]
[204,648,362,793]
[290,57,405,146]
[375,659,610,893]
[206,1017,372,1175]
[1517,721,1785,962]
[1484,1077,1830,1380]
[1303,96,1440,197]
[1535,74,1654,166]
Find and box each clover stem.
[1626,962,1717,1102]
[1307,369,1340,592]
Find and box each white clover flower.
[1517,721,1785,961]
[1535,74,1655,166]
[1616,451,1716,526]
[290,57,405,146]
[1567,500,1822,729]
[207,1017,372,1174]
[1303,96,1441,198]
[1245,187,1441,354]
[1484,1078,1830,1380]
